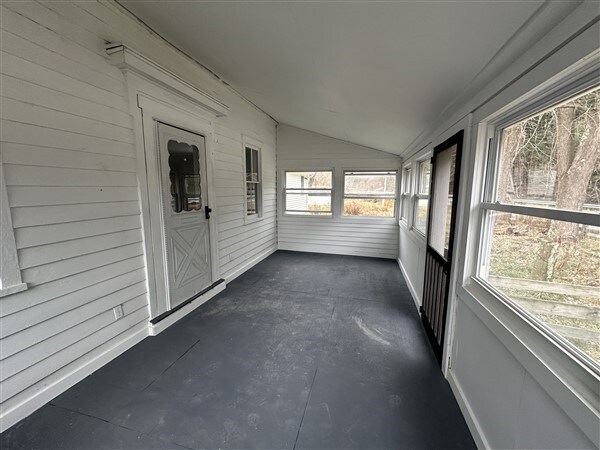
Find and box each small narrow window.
[414,159,431,235]
[343,170,397,217]
[400,166,412,222]
[245,146,261,217]
[284,171,333,215]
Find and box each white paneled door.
[157,122,212,309]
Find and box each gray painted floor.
[1,251,475,449]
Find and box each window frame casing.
[242,137,263,224]
[283,169,334,217]
[412,158,431,236]
[0,159,27,297]
[400,165,412,223]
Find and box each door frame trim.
[422,127,465,366]
[139,93,220,319]
[122,72,222,319]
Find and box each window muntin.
[414,159,431,234]
[245,146,261,217]
[400,167,412,222]
[284,171,333,215]
[343,170,397,217]
[478,86,600,366]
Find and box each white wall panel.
[277,125,400,259]
[0,0,276,432]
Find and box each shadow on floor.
[1,251,475,449]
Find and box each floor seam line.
[293,367,318,450]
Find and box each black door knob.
[205,206,212,219]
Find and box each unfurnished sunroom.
[0,1,599,449]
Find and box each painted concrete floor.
[1,251,475,449]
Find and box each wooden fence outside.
[488,276,600,343]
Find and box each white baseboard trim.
[0,325,148,433]
[224,246,277,283]
[447,370,489,450]
[149,281,227,336]
[397,258,421,312]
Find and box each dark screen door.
[421,130,463,365]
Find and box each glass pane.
[246,183,257,215]
[401,197,410,220]
[286,171,332,189]
[245,147,252,179]
[251,149,259,181]
[496,86,600,215]
[167,140,201,212]
[429,145,456,258]
[344,199,395,217]
[419,160,431,194]
[482,212,600,364]
[285,191,331,214]
[344,171,396,197]
[414,198,428,234]
[403,168,412,195]
[246,148,259,182]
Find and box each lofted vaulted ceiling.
[119,0,579,155]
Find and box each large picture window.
[478,85,600,366]
[284,171,333,215]
[343,170,397,217]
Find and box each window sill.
[243,214,263,225]
[340,215,398,223]
[0,282,28,298]
[282,213,333,219]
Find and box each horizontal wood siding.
[277,125,400,259]
[0,0,276,430]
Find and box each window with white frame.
[413,159,431,234]
[343,170,397,217]
[284,171,333,215]
[244,146,261,217]
[400,166,412,222]
[477,83,600,367]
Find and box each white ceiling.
[120,0,558,154]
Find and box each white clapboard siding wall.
[0,0,276,431]
[277,125,400,259]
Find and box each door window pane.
[429,145,456,258]
[168,140,202,212]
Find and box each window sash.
[284,170,333,215]
[480,202,598,227]
[244,146,261,217]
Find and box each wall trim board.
[224,246,277,283]
[397,258,421,311]
[148,281,226,335]
[0,324,148,433]
[447,370,489,450]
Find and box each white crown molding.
[106,43,229,117]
